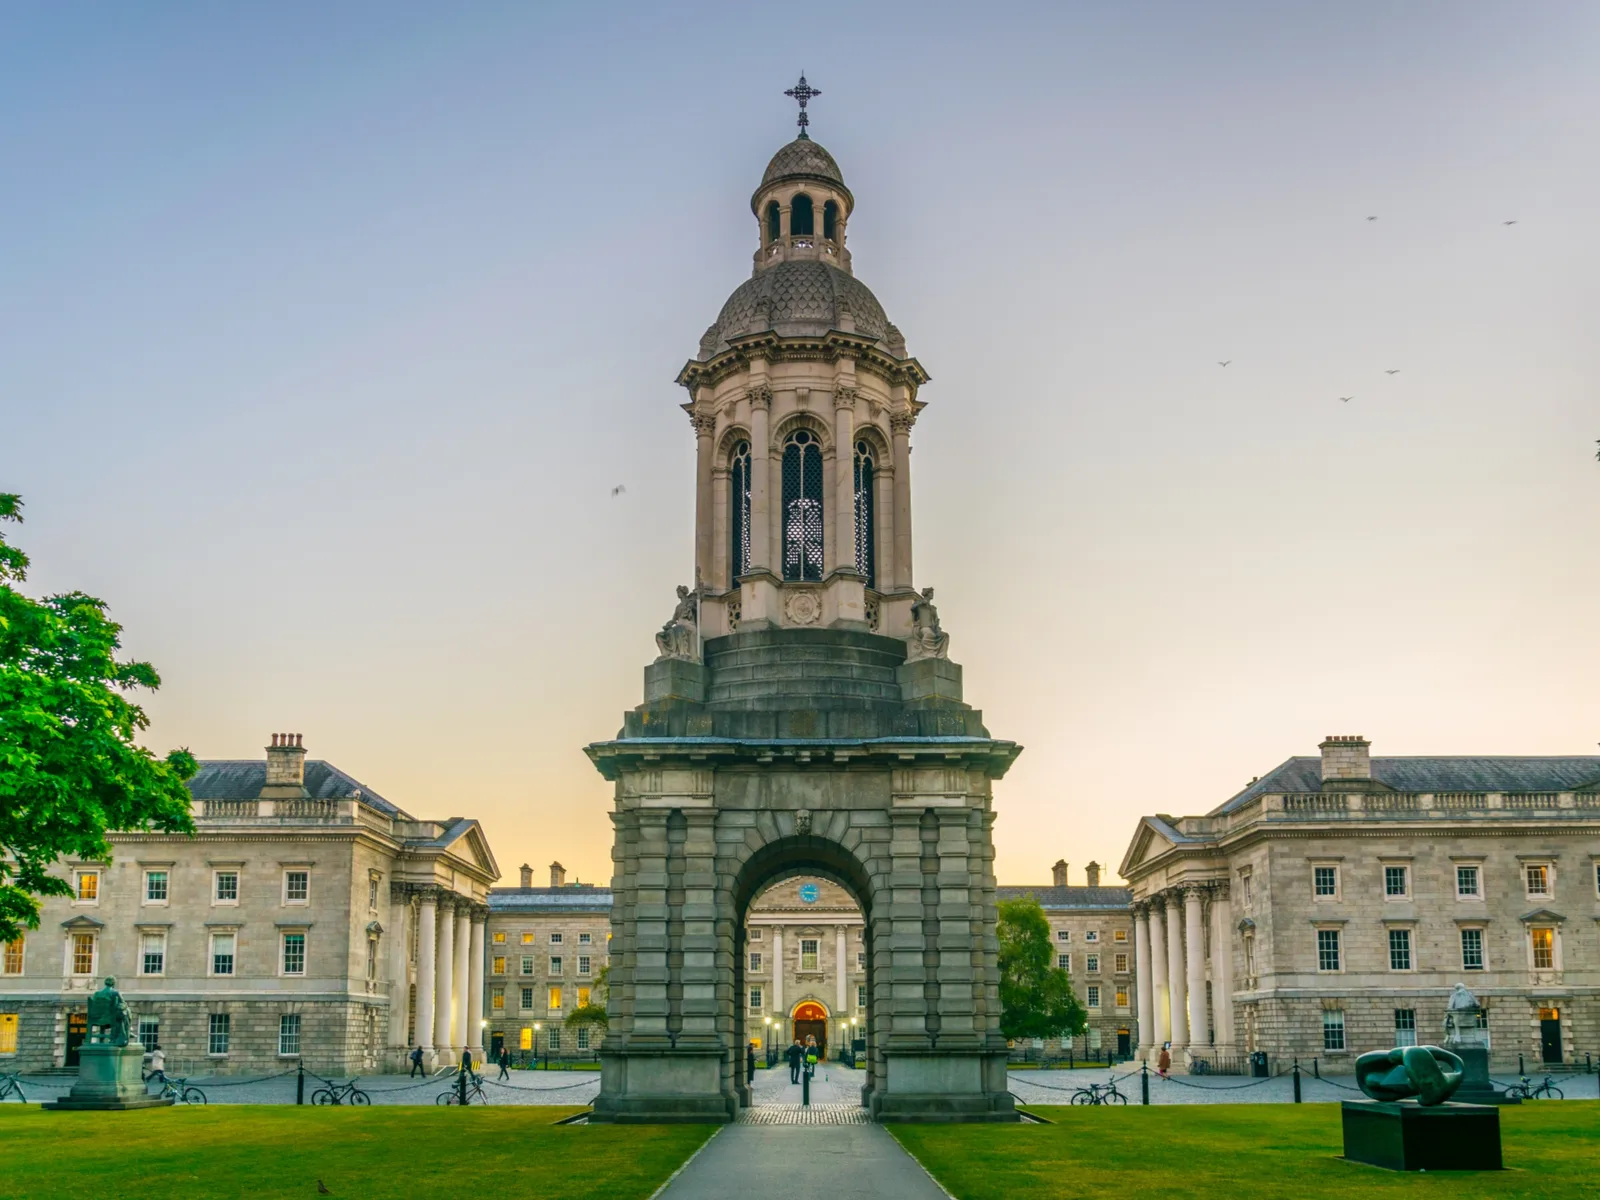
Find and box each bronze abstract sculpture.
[1355,1045,1464,1106]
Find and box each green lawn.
[891,1102,1600,1200]
[0,1105,714,1200]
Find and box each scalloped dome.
[761,137,844,190]
[699,260,892,358]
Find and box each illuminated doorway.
[792,1001,829,1060]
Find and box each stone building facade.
[1120,735,1600,1072]
[0,734,496,1075]
[743,875,867,1060]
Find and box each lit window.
[1313,866,1337,897]
[1457,866,1480,898]
[1531,928,1554,970]
[492,932,505,944]
[214,871,239,903]
[1394,1009,1417,1047]
[211,933,235,976]
[71,933,96,975]
[279,1014,301,1056]
[548,986,562,1010]
[749,952,763,972]
[577,987,590,1007]
[140,933,165,976]
[285,871,309,903]
[549,956,562,976]
[1525,864,1550,896]
[1086,985,1101,1009]
[1115,988,1129,1009]
[1323,1009,1346,1051]
[749,987,763,1011]
[1113,930,1127,943]
[1384,866,1408,898]
[1388,929,1412,971]
[800,939,819,971]
[1058,954,1070,972]
[209,1013,230,1055]
[1460,928,1485,970]
[1115,953,1129,973]
[282,932,306,975]
[492,956,506,975]
[144,871,168,903]
[0,1013,17,1054]
[521,933,535,944]
[520,1027,532,1050]
[76,872,99,902]
[492,989,505,1011]
[3,937,24,975]
[1316,929,1341,972]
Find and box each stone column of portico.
[468,910,486,1061]
[387,889,412,1050]
[1165,892,1188,1054]
[933,807,981,1047]
[630,810,672,1043]
[676,809,721,1050]
[1184,888,1207,1058]
[1210,886,1236,1052]
[747,386,772,575]
[890,413,914,588]
[1133,903,1155,1059]
[691,408,716,587]
[453,904,471,1055]
[415,892,437,1060]
[771,928,784,1025]
[433,898,455,1056]
[833,385,858,573]
[1146,896,1170,1048]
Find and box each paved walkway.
[658,1122,947,1200]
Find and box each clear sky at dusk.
[3,2,1596,887]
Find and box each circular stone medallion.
[785,590,822,625]
[799,883,820,904]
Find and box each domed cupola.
[749,75,855,278]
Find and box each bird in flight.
[1217,360,1231,367]
[611,485,626,497]
[1366,216,1378,221]
[1503,220,1518,226]
[1385,369,1401,375]
[1339,396,1353,403]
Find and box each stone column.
[835,926,848,1028]
[874,458,894,594]
[691,408,716,588]
[1146,895,1169,1047]
[468,910,486,1060]
[453,904,471,1055]
[415,892,437,1057]
[433,899,455,1055]
[387,890,412,1049]
[934,808,980,1047]
[1210,886,1236,1052]
[771,927,784,1022]
[890,413,914,589]
[1133,903,1155,1058]
[676,809,720,1048]
[1165,892,1188,1053]
[747,386,772,574]
[1184,888,1206,1055]
[630,810,671,1042]
[833,386,857,573]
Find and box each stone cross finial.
[784,73,821,139]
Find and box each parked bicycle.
[437,1070,489,1105]
[0,1072,26,1103]
[148,1072,207,1104]
[1071,1076,1129,1105]
[1505,1074,1564,1100]
[311,1077,371,1105]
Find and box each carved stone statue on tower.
[905,587,949,661]
[654,585,699,661]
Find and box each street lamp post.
[533,1023,542,1071]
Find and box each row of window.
[1,931,321,979]
[69,867,323,907]
[761,194,840,244]
[490,955,597,977]
[489,931,595,947]
[745,945,867,973]
[1308,926,1558,973]
[1055,953,1130,974]
[727,434,879,587]
[1317,1007,1489,1053]
[1307,861,1590,901]
[1054,929,1127,944]
[489,985,591,1013]
[748,984,870,1012]
[501,1024,591,1052]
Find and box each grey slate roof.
[489,887,613,912]
[1215,756,1600,816]
[761,137,844,190]
[701,261,890,358]
[997,886,1132,910]
[187,760,401,816]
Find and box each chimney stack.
[263,733,307,796]
[549,861,566,888]
[1051,860,1069,888]
[519,864,533,888]
[1319,735,1371,785]
[1085,861,1101,888]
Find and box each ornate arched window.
[790,193,814,237]
[823,200,839,241]
[729,440,752,581]
[765,202,781,245]
[781,430,824,581]
[853,440,875,589]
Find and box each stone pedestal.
[1452,1046,1518,1105]
[1341,1101,1502,1171]
[44,1044,173,1111]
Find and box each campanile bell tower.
[589,80,1020,1124]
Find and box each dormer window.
[790,193,814,237]
[823,200,838,241]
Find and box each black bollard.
[1313,1058,1320,1080]
[1141,1062,1150,1106]
[1518,1053,1525,1077]
[297,1062,305,1105]
[802,1067,811,1107]
[458,1066,468,1106]
[1292,1059,1302,1103]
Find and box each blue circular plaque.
[798,883,820,904]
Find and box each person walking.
[460,1047,474,1079]
[497,1046,512,1081]
[747,1042,758,1087]
[1156,1043,1171,1078]
[409,1046,425,1078]
[785,1039,803,1085]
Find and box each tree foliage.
[997,895,1087,1043]
[0,494,197,942]
[564,964,610,1031]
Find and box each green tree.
[564,964,610,1035]
[0,494,197,942]
[997,895,1086,1043]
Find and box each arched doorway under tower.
[792,1001,829,1058]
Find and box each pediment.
[1118,820,1177,880]
[60,915,105,929]
[439,820,500,882]
[1519,908,1567,924]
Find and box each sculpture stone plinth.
[44,1045,173,1111]
[1341,1100,1502,1171]
[1452,1046,1517,1106]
